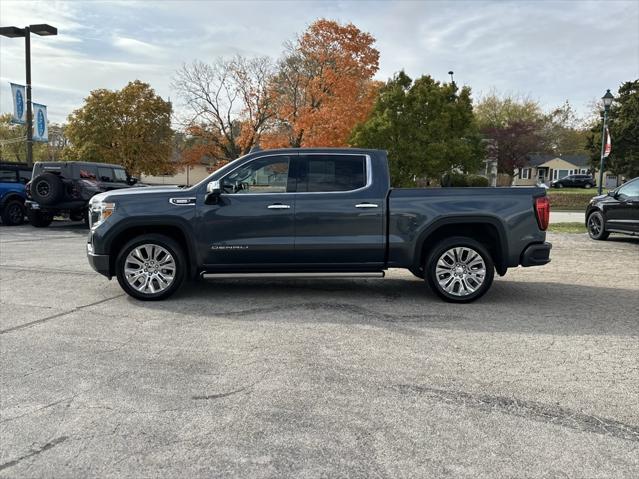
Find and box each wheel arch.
[105,220,198,279]
[413,216,509,276]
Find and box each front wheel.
[1,200,25,226]
[587,211,609,240]
[115,234,186,300]
[425,237,495,303]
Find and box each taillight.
[535,196,550,231]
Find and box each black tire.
[587,211,609,240]
[27,210,54,228]
[1,199,25,226]
[115,234,186,301]
[557,183,564,188]
[69,209,84,221]
[30,173,64,205]
[584,183,593,189]
[425,236,495,303]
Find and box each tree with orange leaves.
[263,19,381,148]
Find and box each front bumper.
[520,242,552,267]
[87,242,111,278]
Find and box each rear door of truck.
[291,153,385,267]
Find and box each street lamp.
[0,23,58,168]
[597,89,614,194]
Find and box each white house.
[514,154,620,188]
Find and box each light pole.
[597,89,614,195]
[0,24,57,168]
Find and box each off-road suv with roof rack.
[26,161,140,227]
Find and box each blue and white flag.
[10,83,26,124]
[32,103,48,142]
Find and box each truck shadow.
[133,277,639,337]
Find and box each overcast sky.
[1,0,638,124]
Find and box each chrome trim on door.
[267,204,291,209]
[169,197,196,205]
[355,203,379,208]
[201,271,385,280]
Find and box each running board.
[201,271,385,280]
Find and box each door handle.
[267,204,291,209]
[355,203,379,208]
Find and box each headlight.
[90,201,116,228]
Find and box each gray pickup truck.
[87,148,551,303]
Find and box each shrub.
[441,172,489,187]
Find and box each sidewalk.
[550,211,584,224]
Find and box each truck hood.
[91,185,185,203]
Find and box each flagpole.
[597,110,607,195]
[25,25,33,168]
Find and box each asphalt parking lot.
[1,223,638,478]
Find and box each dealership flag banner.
[32,103,49,142]
[603,127,612,158]
[10,83,26,124]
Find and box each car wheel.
[30,173,64,205]
[425,236,495,303]
[116,234,186,301]
[1,200,25,226]
[557,183,564,188]
[587,211,609,240]
[27,210,54,227]
[584,183,592,189]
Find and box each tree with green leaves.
[66,80,173,175]
[349,72,484,186]
[587,80,639,178]
[474,93,547,176]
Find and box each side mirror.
[205,180,221,204]
[127,176,139,185]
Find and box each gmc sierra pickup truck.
[87,148,551,303]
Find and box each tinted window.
[114,169,127,182]
[18,170,31,183]
[297,155,366,192]
[0,169,17,183]
[78,165,97,180]
[98,167,114,182]
[617,180,639,198]
[222,156,290,194]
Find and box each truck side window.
[222,156,290,194]
[297,155,366,192]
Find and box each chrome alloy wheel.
[435,247,486,297]
[124,244,176,294]
[588,214,602,236]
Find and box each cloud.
[1,0,637,124]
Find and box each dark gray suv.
[551,174,596,189]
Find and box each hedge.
[547,191,594,210]
[441,172,490,187]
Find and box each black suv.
[551,174,596,189]
[26,161,140,227]
[586,177,639,240]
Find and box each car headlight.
[91,201,116,228]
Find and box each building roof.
[525,153,591,168]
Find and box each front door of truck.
[198,154,297,268]
[292,153,385,267]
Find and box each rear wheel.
[1,200,25,226]
[27,210,53,228]
[425,237,495,303]
[587,211,609,240]
[115,234,186,300]
[584,183,593,189]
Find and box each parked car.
[86,148,552,303]
[0,162,32,226]
[25,161,141,227]
[551,174,596,189]
[586,177,639,240]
